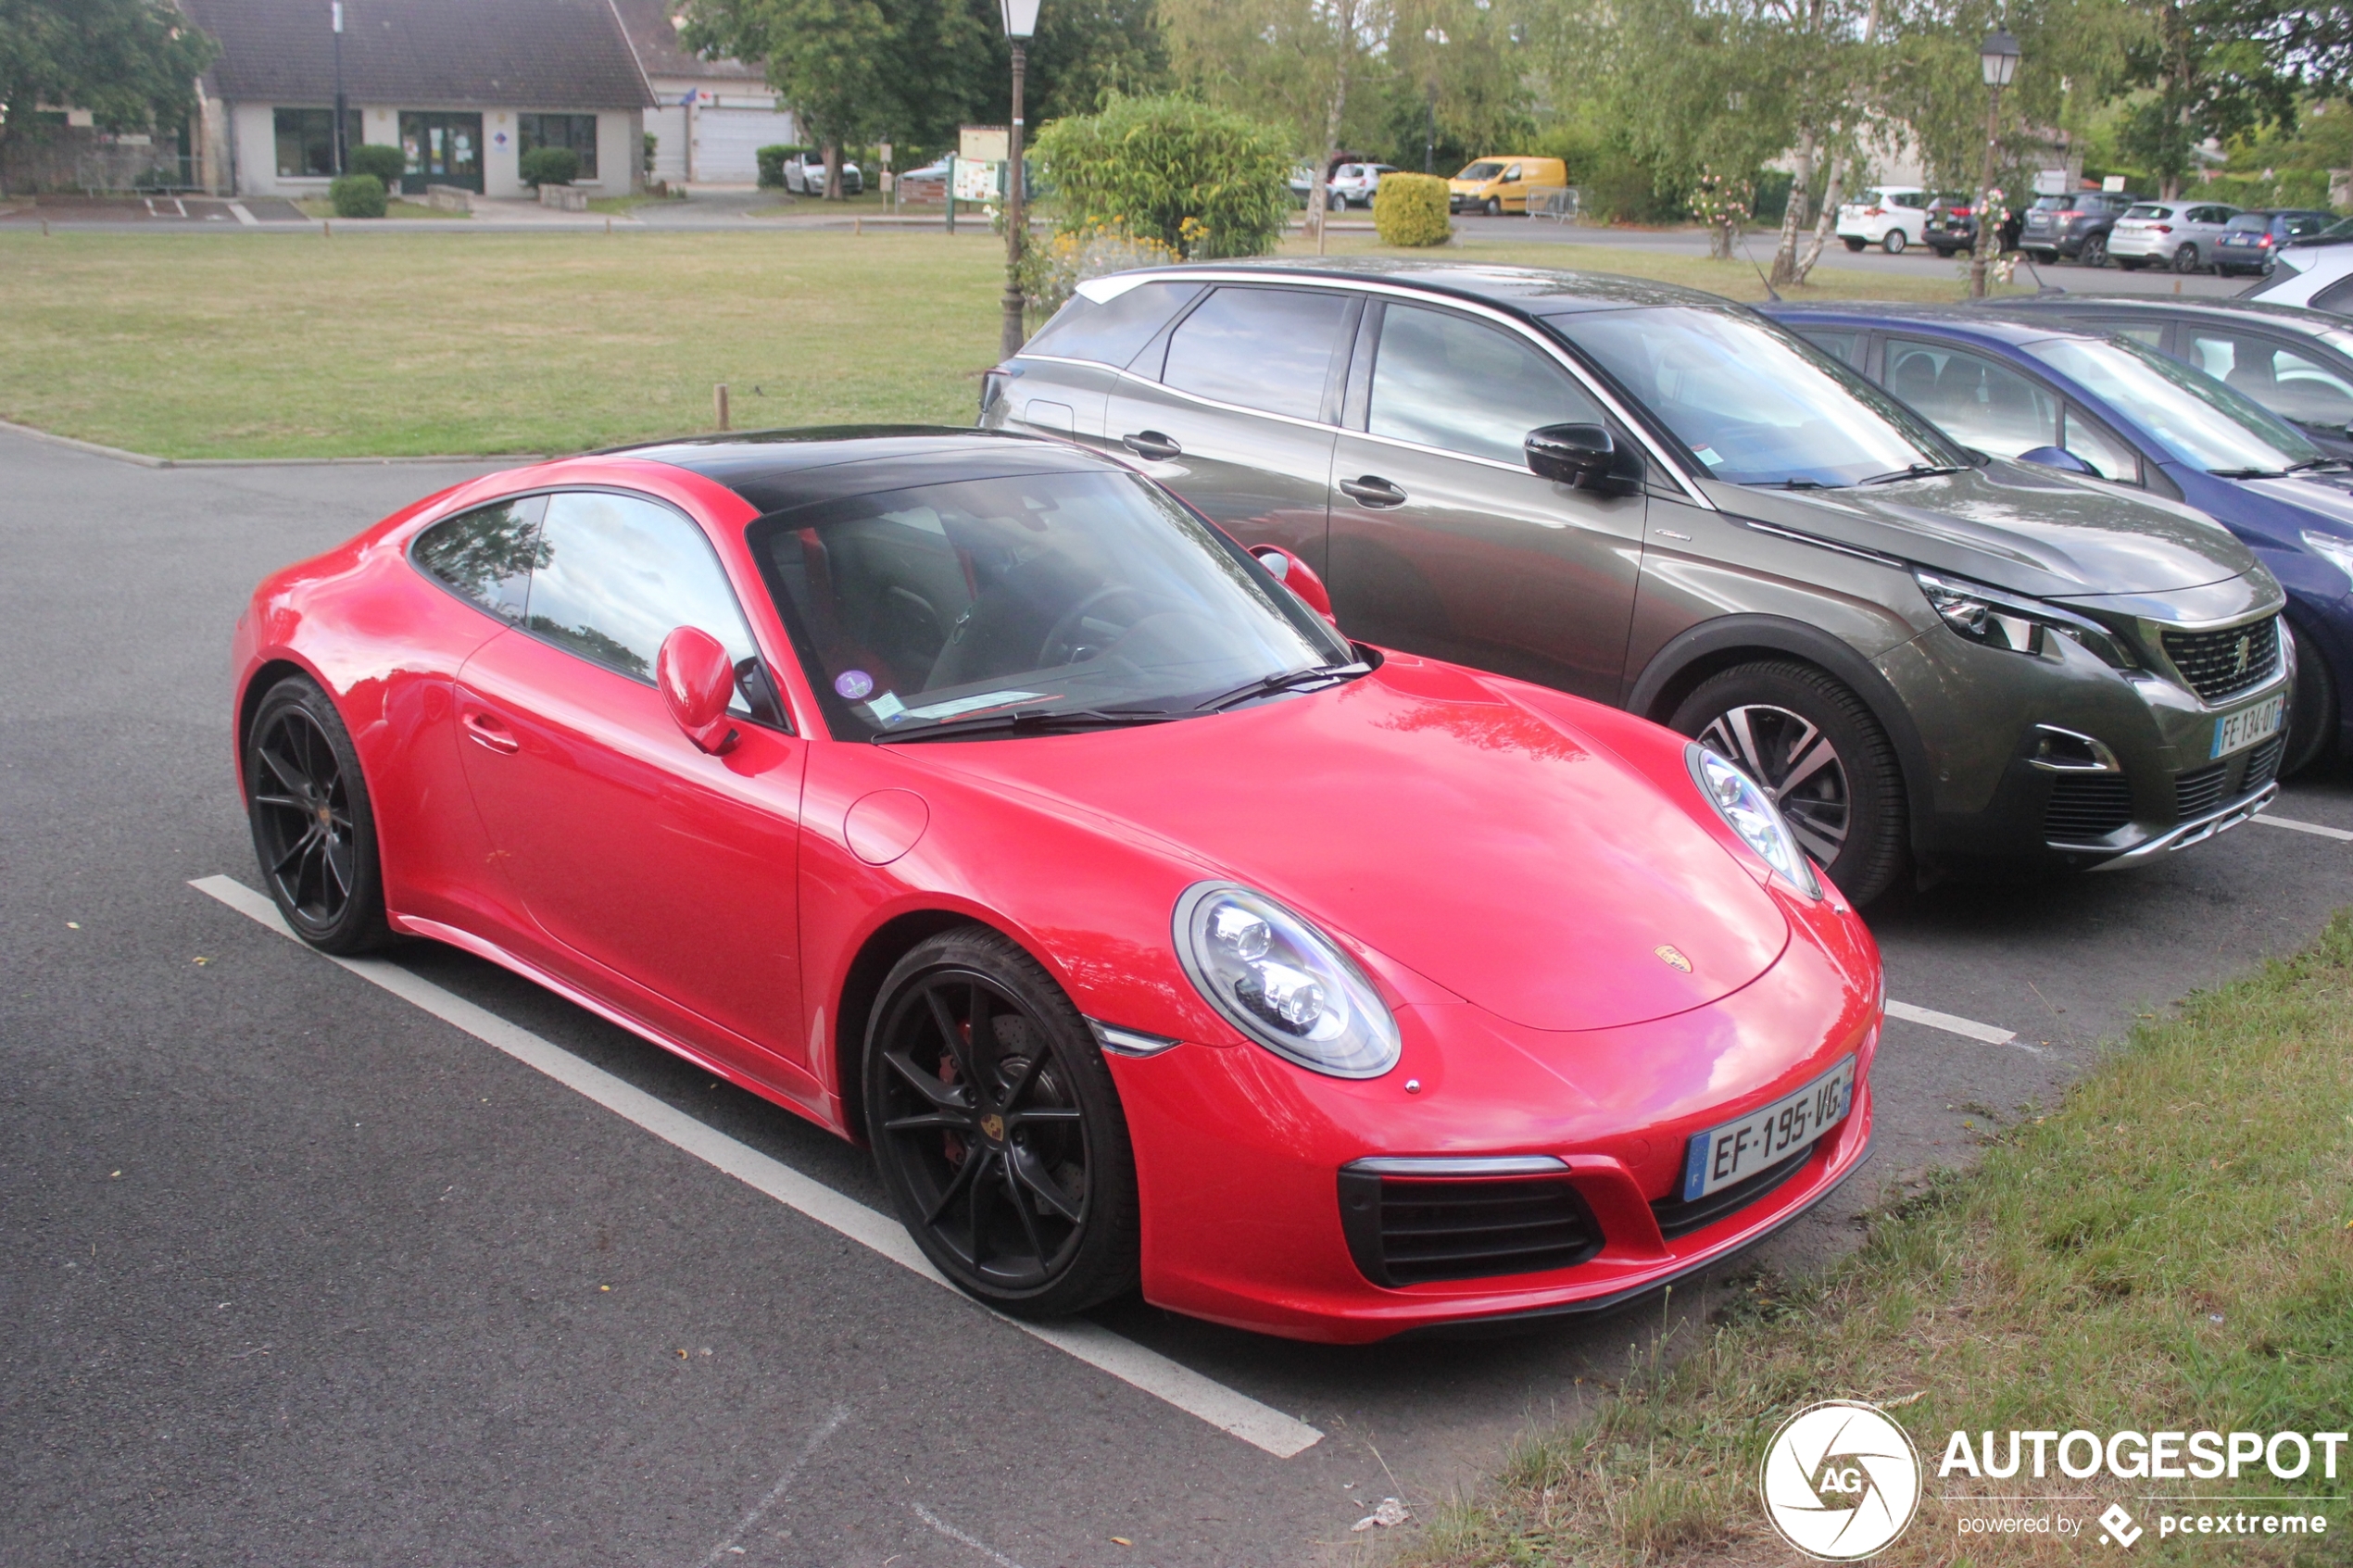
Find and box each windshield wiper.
[870,706,1181,744]
[1857,463,1969,485]
[2208,466,2288,479]
[2286,457,2353,474]
[1755,477,1836,490]
[1198,661,1370,712]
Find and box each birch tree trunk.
[1310,0,1360,256]
[1771,127,1818,285]
[1791,0,1878,286]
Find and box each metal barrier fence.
[1526,186,1581,222]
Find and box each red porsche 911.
[230,429,1881,1343]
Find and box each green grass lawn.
[0,226,2020,461]
[1411,913,2353,1566]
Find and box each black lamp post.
[1969,29,2020,300]
[999,0,1039,358]
[332,1,346,175]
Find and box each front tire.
[2284,621,2338,776]
[1881,229,1907,255]
[244,674,393,954]
[1484,197,1502,217]
[1669,661,1909,906]
[1843,236,1866,252]
[864,928,1140,1318]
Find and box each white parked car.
[2246,228,2353,316]
[783,151,862,195]
[2107,200,2240,273]
[1327,162,1396,209]
[1836,186,1935,254]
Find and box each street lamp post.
[1969,29,2020,300]
[331,2,347,175]
[999,0,1039,358]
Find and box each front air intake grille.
[1338,1172,1603,1286]
[2161,617,2280,704]
[2176,759,2232,819]
[2242,733,2286,793]
[1650,1145,1817,1240]
[2045,774,2134,841]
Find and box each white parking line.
[2257,814,2353,843]
[191,875,1324,1460]
[1884,1000,2019,1046]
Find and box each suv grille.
[1337,1172,1602,1286]
[1650,1145,1816,1240]
[2176,731,2286,821]
[2045,774,2134,841]
[2161,617,2280,704]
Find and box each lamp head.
[1981,30,2020,87]
[1000,0,1039,37]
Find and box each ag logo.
[1760,1399,1922,1560]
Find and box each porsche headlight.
[1688,744,1823,899]
[1174,883,1401,1078]
[1914,569,2137,669]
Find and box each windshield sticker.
[864,691,907,723]
[903,690,1046,721]
[835,670,875,700]
[1693,445,1725,468]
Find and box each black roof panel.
[614,426,1123,515]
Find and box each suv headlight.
[2302,529,2353,587]
[1174,883,1401,1078]
[1914,569,2138,669]
[1688,746,1823,898]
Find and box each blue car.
[1761,303,2353,772]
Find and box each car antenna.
[1735,229,1783,302]
[2020,252,2062,295]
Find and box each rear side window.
[1794,328,1862,367]
[1367,304,1602,464]
[1162,286,1353,421]
[412,495,546,622]
[1021,279,1203,368]
[1884,339,2059,461]
[523,490,758,706]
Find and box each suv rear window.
[2125,204,2169,219]
[1021,279,1204,369]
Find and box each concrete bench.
[425,184,472,213]
[538,183,588,212]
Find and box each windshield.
[1458,161,1505,181]
[2023,335,2322,475]
[750,469,1353,740]
[1545,306,1959,487]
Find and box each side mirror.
[1526,423,1637,492]
[657,626,741,755]
[2016,445,2100,477]
[1250,545,1339,625]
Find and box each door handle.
[1339,475,1408,508]
[1121,430,1182,460]
[462,709,520,754]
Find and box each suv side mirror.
[1250,545,1339,624]
[1526,423,1639,493]
[657,626,741,755]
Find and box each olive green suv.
[980,260,2289,903]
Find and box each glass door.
[397,112,484,194]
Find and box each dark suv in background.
[983,261,2287,903]
[2020,189,2140,267]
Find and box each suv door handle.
[1339,475,1408,508]
[462,709,520,754]
[1121,430,1182,460]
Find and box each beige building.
[609,0,799,186]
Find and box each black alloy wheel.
[2283,620,2338,776]
[865,928,1139,1317]
[2080,232,2108,267]
[2173,244,2200,274]
[1670,661,1909,906]
[244,675,392,953]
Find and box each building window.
[517,113,599,180]
[273,107,361,178]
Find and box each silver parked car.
[1327,163,1396,209]
[2108,200,2240,273]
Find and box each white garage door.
[694,106,799,183]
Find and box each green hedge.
[329,173,385,218]
[757,144,810,188]
[1032,94,1291,259]
[519,146,580,188]
[347,144,405,186]
[1374,172,1452,246]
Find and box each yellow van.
[1448,157,1567,215]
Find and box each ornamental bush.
[328,173,386,218]
[1032,94,1290,259]
[1373,171,1451,246]
[757,144,807,188]
[519,146,580,188]
[347,143,405,186]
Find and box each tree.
[0,0,216,190]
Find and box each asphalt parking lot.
[6,426,2351,1566]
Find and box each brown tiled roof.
[606,0,763,82]
[181,0,656,109]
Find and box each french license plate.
[1680,1058,1855,1202]
[2210,694,2284,759]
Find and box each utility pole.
[998,0,1038,358]
[332,2,346,174]
[1970,31,2020,300]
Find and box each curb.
[0,418,533,470]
